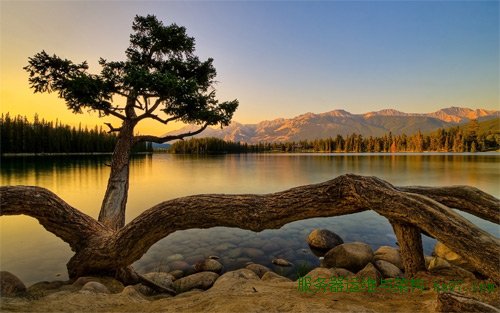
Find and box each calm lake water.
[1,153,499,284]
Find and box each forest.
[0,113,152,154]
[169,118,500,154]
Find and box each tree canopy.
[24,14,238,142]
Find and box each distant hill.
[164,107,499,143]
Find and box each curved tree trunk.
[98,120,136,230]
[1,174,499,285]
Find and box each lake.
[1,153,499,285]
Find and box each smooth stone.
[168,260,191,272]
[330,268,355,278]
[120,285,146,301]
[245,264,271,278]
[193,259,223,274]
[303,268,332,281]
[428,257,451,271]
[214,269,260,287]
[272,258,293,267]
[143,272,175,289]
[80,281,110,294]
[434,242,475,272]
[173,272,219,294]
[166,254,184,262]
[241,247,265,258]
[227,248,243,259]
[261,271,292,282]
[307,229,344,251]
[72,276,124,293]
[261,242,281,252]
[323,242,374,273]
[184,254,205,265]
[0,271,26,297]
[214,243,237,252]
[374,260,404,278]
[169,270,184,280]
[355,263,382,285]
[374,246,403,270]
[27,280,65,296]
[208,255,220,260]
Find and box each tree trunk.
[98,120,136,230]
[1,174,499,286]
[390,221,426,277]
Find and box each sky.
[1,0,499,135]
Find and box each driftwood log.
[1,174,499,289]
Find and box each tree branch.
[0,186,112,251]
[103,108,126,120]
[104,122,122,133]
[114,175,500,282]
[134,123,209,143]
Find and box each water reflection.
[1,153,499,284]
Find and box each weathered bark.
[98,119,136,230]
[390,221,426,277]
[1,174,499,285]
[436,292,500,312]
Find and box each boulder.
[214,269,260,287]
[272,258,293,267]
[307,229,344,251]
[245,264,271,278]
[434,242,476,272]
[374,260,404,278]
[355,263,382,285]
[173,272,219,294]
[72,276,124,293]
[261,271,292,282]
[323,242,374,272]
[0,271,26,297]
[330,268,355,278]
[80,281,110,294]
[374,246,403,270]
[303,268,332,281]
[169,270,184,280]
[193,259,223,274]
[143,272,175,289]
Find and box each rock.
[143,272,175,289]
[374,260,404,278]
[355,263,382,285]
[436,292,500,313]
[241,247,265,258]
[208,255,220,260]
[227,248,243,258]
[245,264,271,278]
[330,268,355,278]
[120,285,146,301]
[27,280,66,297]
[323,242,374,272]
[261,242,281,252]
[166,253,184,262]
[184,254,205,264]
[374,246,403,270]
[424,256,433,269]
[430,265,476,280]
[169,270,184,279]
[193,259,223,274]
[303,268,332,281]
[434,242,476,272]
[261,271,292,282]
[214,269,260,287]
[173,272,219,294]
[72,276,124,293]
[307,229,344,251]
[80,281,110,294]
[0,271,26,297]
[214,242,237,252]
[272,258,293,267]
[168,260,191,272]
[428,257,451,271]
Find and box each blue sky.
[1,1,498,133]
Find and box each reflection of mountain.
[165,107,499,143]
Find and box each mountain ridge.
[165,107,499,143]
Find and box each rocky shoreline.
[1,229,498,312]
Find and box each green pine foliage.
[0,113,152,154]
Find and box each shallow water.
[1,153,499,284]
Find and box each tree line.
[170,119,499,154]
[0,113,152,154]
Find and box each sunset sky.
[1,1,498,135]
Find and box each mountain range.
[165,107,499,143]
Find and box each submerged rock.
[323,242,374,272]
[307,229,344,251]
[173,272,219,294]
[272,258,293,267]
[193,259,223,274]
[0,271,26,297]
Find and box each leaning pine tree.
[1,15,499,295]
